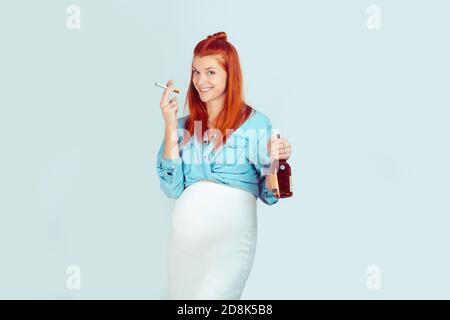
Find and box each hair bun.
[207,32,227,41]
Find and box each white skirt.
[168,180,257,300]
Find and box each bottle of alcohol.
[268,133,293,198]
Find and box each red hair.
[182,31,253,151]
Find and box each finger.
[270,135,281,146]
[162,103,173,112]
[271,150,281,159]
[281,140,290,149]
[271,143,285,152]
[162,97,176,109]
[163,99,176,111]
[271,135,280,144]
[164,103,177,113]
[161,80,174,104]
[276,149,290,156]
[270,136,281,144]
[169,97,177,106]
[277,146,291,154]
[271,154,281,160]
[272,152,290,160]
[271,137,286,149]
[271,147,290,157]
[277,140,290,150]
[275,138,287,146]
[169,99,178,108]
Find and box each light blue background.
[1,0,449,299]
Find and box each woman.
[156,32,292,299]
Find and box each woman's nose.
[197,74,210,85]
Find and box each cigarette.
[155,82,181,94]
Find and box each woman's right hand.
[159,80,179,128]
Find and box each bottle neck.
[270,159,288,168]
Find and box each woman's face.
[192,55,227,103]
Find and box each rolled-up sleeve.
[258,179,279,205]
[156,138,185,199]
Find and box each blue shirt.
[156,109,279,205]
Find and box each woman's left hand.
[269,135,292,161]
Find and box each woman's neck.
[206,95,225,125]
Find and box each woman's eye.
[192,70,215,75]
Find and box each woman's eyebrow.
[192,66,216,70]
